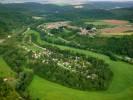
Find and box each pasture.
[0,57,15,77]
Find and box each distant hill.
[82,1,133,10]
[0,2,133,36]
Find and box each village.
[38,21,97,36]
[21,42,98,81]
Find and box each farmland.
[100,20,133,36]
[101,26,133,35]
[103,20,129,25]
[84,19,133,36]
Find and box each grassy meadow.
[0,57,15,77]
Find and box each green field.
[85,20,107,25]
[0,57,15,77]
[25,29,133,100]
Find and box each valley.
[0,1,133,100]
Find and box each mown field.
[25,29,133,100]
[0,57,15,77]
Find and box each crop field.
[82,19,133,36]
[101,26,133,36]
[85,20,129,26]
[103,20,129,25]
[85,20,110,25]
[99,20,133,36]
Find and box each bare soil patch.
[101,26,133,35]
[103,20,128,25]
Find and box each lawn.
[26,29,133,100]
[85,20,128,26]
[85,20,107,25]
[0,57,15,77]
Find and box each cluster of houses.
[56,57,98,80]
[22,46,30,52]
[38,21,70,30]
[22,43,98,80]
[79,27,97,36]
[124,56,133,64]
[37,21,97,38]
[31,49,52,59]
[31,48,97,80]
[32,16,42,20]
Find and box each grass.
[100,31,133,36]
[85,20,107,25]
[25,29,133,100]
[0,57,15,77]
[29,75,133,100]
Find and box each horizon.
[0,0,133,4]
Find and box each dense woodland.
[0,44,33,99]
[38,27,133,59]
